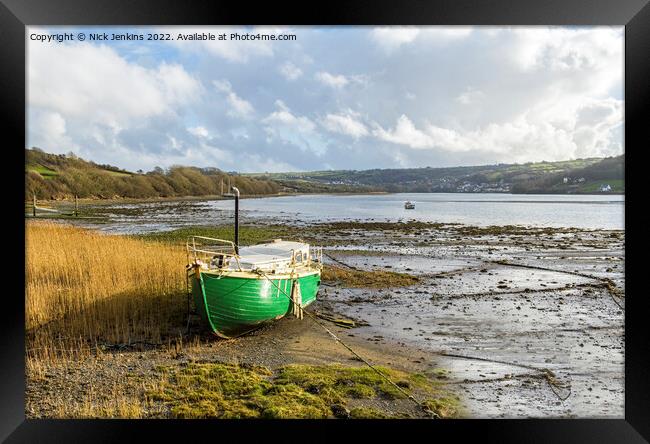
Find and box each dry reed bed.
[26,221,188,363]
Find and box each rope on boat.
[253,269,438,418]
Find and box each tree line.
[26,148,281,200]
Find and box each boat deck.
[187,236,322,273]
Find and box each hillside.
[510,155,624,193]
[26,148,624,200]
[26,148,281,200]
[249,156,624,194]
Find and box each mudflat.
[26,220,624,418]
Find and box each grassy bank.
[48,361,460,419]
[143,362,459,419]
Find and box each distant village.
[319,175,614,193]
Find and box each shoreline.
[28,190,624,205]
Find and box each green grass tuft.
[322,265,419,288]
[146,362,458,419]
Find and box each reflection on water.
[77,193,625,234]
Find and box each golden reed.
[26,221,188,363]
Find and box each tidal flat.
[26,216,624,418]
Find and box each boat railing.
[187,236,323,272]
[310,246,323,268]
[186,236,242,271]
[236,247,323,270]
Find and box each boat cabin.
[188,237,322,274]
[235,240,312,273]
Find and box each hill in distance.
[248,155,624,195]
[25,148,280,200]
[26,148,624,200]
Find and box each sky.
[27,26,624,173]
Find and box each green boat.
[186,187,322,338]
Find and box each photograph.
[22,24,627,421]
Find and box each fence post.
[33,193,36,217]
[74,195,78,217]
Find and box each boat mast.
[232,186,240,255]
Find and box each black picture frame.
[2,0,647,442]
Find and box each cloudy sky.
[27,26,623,173]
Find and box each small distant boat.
[404,201,415,209]
[186,187,322,338]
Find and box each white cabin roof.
[237,240,309,267]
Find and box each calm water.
[84,193,624,234]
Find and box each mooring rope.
[253,269,438,418]
[322,251,361,271]
[491,260,624,310]
[437,351,571,402]
[185,268,192,334]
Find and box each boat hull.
[190,269,321,338]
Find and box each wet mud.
[317,226,624,418]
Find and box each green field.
[27,164,59,179]
[577,179,624,193]
[103,170,133,177]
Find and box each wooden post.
[33,193,36,217]
[74,195,78,217]
[220,178,223,196]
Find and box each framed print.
[1,0,648,441]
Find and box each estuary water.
[83,193,624,234]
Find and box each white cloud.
[279,61,303,81]
[373,115,435,149]
[315,71,369,89]
[321,110,369,139]
[372,97,622,162]
[29,110,76,154]
[262,100,327,155]
[263,100,316,133]
[241,153,298,173]
[456,87,485,105]
[507,27,623,97]
[28,39,202,130]
[110,140,231,172]
[370,27,420,52]
[370,26,472,52]
[188,126,210,138]
[315,71,349,89]
[213,79,255,118]
[27,36,203,162]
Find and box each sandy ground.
[26,222,624,418]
